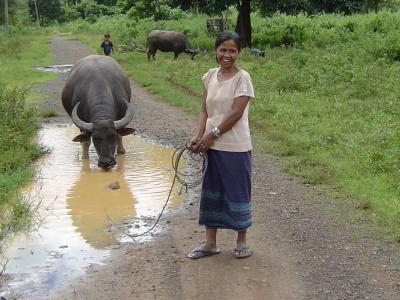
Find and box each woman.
[187,31,255,259]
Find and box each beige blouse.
[202,67,255,152]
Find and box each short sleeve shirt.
[101,41,113,55]
[202,67,255,152]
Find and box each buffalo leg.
[117,134,126,155]
[147,47,156,61]
[173,52,179,60]
[81,139,91,159]
[148,53,156,61]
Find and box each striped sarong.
[199,149,252,231]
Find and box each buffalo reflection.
[66,155,135,249]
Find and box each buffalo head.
[71,100,135,170]
[184,47,199,60]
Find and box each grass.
[0,30,54,253]
[0,33,56,92]
[60,11,400,242]
[38,108,58,118]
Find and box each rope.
[108,142,207,239]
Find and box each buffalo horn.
[71,102,93,132]
[114,98,134,130]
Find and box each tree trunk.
[223,8,229,30]
[373,0,379,13]
[33,0,40,27]
[235,0,251,48]
[4,0,9,35]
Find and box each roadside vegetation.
[61,10,400,240]
[0,30,54,252]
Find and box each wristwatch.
[212,126,221,138]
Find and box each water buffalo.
[250,48,265,57]
[147,30,199,61]
[62,55,135,170]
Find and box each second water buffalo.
[147,30,199,60]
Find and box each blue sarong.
[199,149,252,231]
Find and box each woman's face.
[216,39,239,69]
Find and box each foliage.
[0,31,52,249]
[0,84,40,187]
[63,5,81,22]
[257,0,312,15]
[202,0,232,17]
[0,0,31,28]
[126,0,186,21]
[0,81,45,252]
[116,0,135,12]
[75,0,121,23]
[256,0,387,15]
[28,0,64,25]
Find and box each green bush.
[76,1,121,23]
[0,82,43,203]
[127,0,186,21]
[63,6,81,22]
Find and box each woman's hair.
[214,31,241,52]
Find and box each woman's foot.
[234,244,252,259]
[187,245,221,259]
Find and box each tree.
[256,0,385,15]
[235,0,251,48]
[4,0,9,35]
[256,0,312,15]
[32,0,39,26]
[28,0,63,24]
[1,0,33,27]
[95,0,117,6]
[201,0,252,48]
[125,0,184,21]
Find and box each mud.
[1,36,400,299]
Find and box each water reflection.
[34,64,73,73]
[0,124,183,297]
[67,157,136,249]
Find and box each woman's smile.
[216,40,239,68]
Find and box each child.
[100,33,113,56]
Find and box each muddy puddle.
[0,124,184,298]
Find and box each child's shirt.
[101,41,113,55]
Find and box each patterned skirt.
[199,149,252,231]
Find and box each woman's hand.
[191,132,215,153]
[187,136,201,152]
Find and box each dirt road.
[30,36,400,299]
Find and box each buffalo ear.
[72,134,91,142]
[117,127,135,136]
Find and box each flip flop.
[234,244,252,259]
[187,246,221,259]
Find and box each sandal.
[234,244,252,259]
[187,246,221,259]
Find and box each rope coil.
[109,142,207,239]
